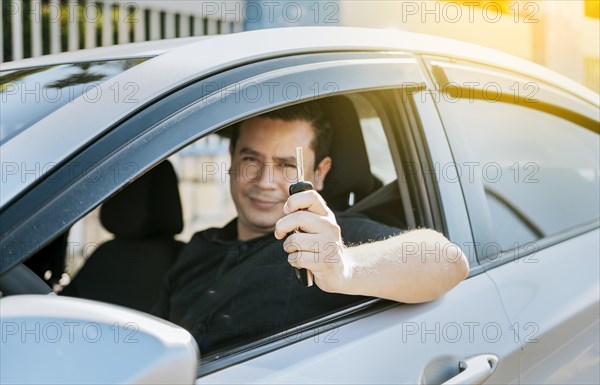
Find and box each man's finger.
[283,232,322,253]
[287,251,303,267]
[287,251,320,269]
[274,210,334,239]
[286,246,342,271]
[283,190,331,216]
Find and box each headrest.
[320,96,376,211]
[101,161,183,239]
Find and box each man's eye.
[241,156,257,162]
[276,162,296,169]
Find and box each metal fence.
[1,0,244,63]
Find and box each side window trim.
[433,64,598,132]
[425,56,599,125]
[484,219,600,271]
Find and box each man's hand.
[275,190,470,303]
[274,190,348,293]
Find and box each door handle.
[442,354,498,385]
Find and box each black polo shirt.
[152,212,400,354]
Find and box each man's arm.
[274,190,469,303]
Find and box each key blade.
[295,146,305,182]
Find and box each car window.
[61,92,403,276]
[61,95,401,280]
[54,93,406,354]
[442,99,599,251]
[0,59,148,144]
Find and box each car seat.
[61,160,184,312]
[320,96,406,228]
[320,96,383,211]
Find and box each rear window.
[0,58,147,144]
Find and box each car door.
[1,50,518,384]
[426,57,600,384]
[191,65,520,384]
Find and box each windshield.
[0,58,148,145]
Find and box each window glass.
[0,59,148,144]
[448,99,599,250]
[351,94,397,185]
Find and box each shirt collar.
[202,217,275,245]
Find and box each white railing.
[1,0,244,63]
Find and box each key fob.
[289,181,314,196]
[289,181,314,287]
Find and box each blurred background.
[1,0,598,92]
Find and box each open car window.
[20,90,414,370]
[56,90,405,317]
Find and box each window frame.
[396,85,481,274]
[425,57,600,268]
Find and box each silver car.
[1,27,598,384]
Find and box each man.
[153,101,469,353]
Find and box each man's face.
[229,117,331,240]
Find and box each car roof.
[2,27,599,208]
[3,27,597,103]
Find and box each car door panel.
[426,57,600,384]
[483,229,600,384]
[198,271,517,384]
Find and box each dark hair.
[230,101,333,168]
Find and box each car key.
[289,146,314,287]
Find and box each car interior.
[319,96,406,228]
[9,92,409,350]
[60,160,185,313]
